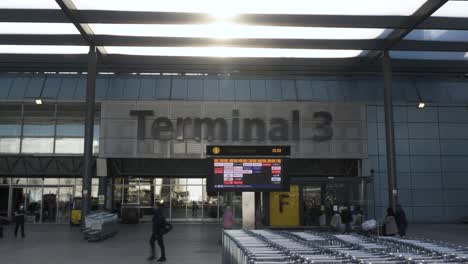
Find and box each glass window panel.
[187,185,203,219]
[25,187,42,223]
[42,187,58,223]
[0,0,60,9]
[94,124,100,138]
[171,184,187,219]
[0,23,79,34]
[432,1,468,18]
[23,124,55,136]
[92,178,99,185]
[0,45,89,55]
[0,138,20,153]
[74,0,426,16]
[106,46,363,58]
[60,178,76,186]
[91,24,389,40]
[56,123,84,137]
[11,178,28,185]
[154,178,163,186]
[58,187,74,223]
[23,104,55,118]
[0,124,21,136]
[187,178,203,185]
[75,184,82,198]
[55,138,84,154]
[21,138,54,153]
[390,51,468,61]
[406,30,468,42]
[0,105,22,118]
[0,177,10,184]
[28,178,44,185]
[93,139,99,155]
[57,104,86,119]
[44,178,59,185]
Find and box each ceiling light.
[35,99,43,105]
[418,102,425,108]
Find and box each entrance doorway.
[300,180,365,226]
[116,177,242,223]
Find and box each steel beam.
[382,51,398,212]
[367,0,449,59]
[82,46,97,217]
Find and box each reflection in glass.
[0,138,20,153]
[58,187,73,223]
[21,138,54,153]
[0,123,21,136]
[171,182,186,219]
[23,124,55,136]
[42,188,57,223]
[44,178,59,185]
[187,185,203,219]
[55,138,84,154]
[25,187,42,223]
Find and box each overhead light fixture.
[415,87,425,109]
[418,102,425,108]
[35,99,43,105]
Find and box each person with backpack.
[340,205,353,234]
[395,204,408,237]
[148,207,172,262]
[14,205,26,238]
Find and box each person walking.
[340,205,353,234]
[395,204,408,237]
[223,206,234,230]
[148,207,172,262]
[14,205,26,238]
[384,207,398,236]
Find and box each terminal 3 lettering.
[130,109,333,142]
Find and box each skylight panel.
[0,45,89,54]
[390,51,468,60]
[0,0,60,9]
[105,46,363,58]
[432,1,468,17]
[90,24,390,40]
[0,23,80,35]
[406,30,468,42]
[73,0,427,16]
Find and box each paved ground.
[408,224,468,246]
[1,223,468,264]
[0,223,222,264]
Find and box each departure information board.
[207,158,287,192]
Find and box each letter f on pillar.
[130,110,154,140]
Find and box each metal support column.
[382,51,398,212]
[82,45,97,217]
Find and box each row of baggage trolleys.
[222,229,468,263]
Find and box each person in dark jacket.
[340,205,353,234]
[395,204,408,237]
[14,205,25,238]
[148,207,172,262]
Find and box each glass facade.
[114,177,242,223]
[0,104,100,155]
[0,177,99,223]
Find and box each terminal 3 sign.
[129,109,333,142]
[100,101,367,158]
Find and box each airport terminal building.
[1,73,468,225]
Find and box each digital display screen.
[207,158,288,192]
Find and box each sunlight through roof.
[0,0,59,9]
[0,23,80,35]
[89,24,390,40]
[0,45,89,54]
[432,1,468,17]
[105,46,363,58]
[73,0,427,17]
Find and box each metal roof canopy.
[0,0,467,76]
